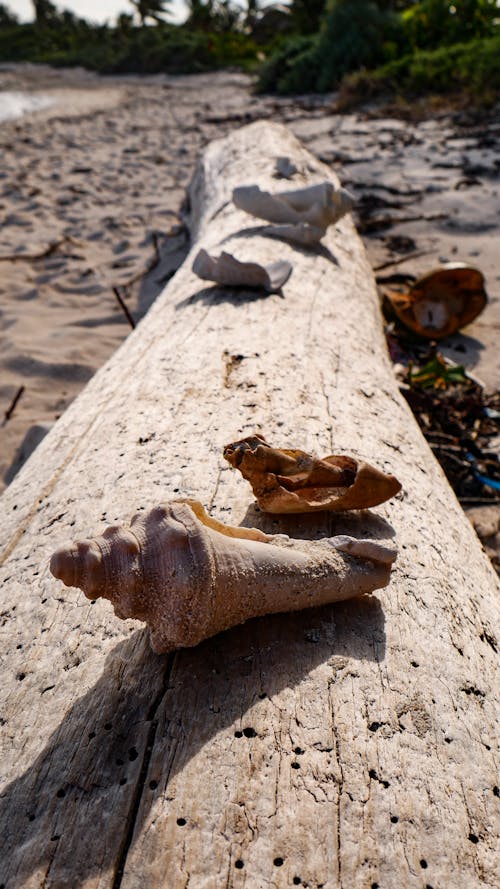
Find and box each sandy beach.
[0,64,498,497]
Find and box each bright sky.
[8,0,185,23]
[7,0,284,26]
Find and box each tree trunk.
[0,121,498,889]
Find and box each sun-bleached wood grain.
[0,121,498,889]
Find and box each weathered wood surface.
[0,121,498,889]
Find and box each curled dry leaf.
[223,434,402,513]
[192,248,292,292]
[50,499,396,653]
[233,181,354,245]
[383,263,487,339]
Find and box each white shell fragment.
[274,156,300,179]
[192,248,292,292]
[233,181,354,244]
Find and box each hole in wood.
[294,747,304,755]
[293,878,301,886]
[273,857,284,867]
[369,769,390,787]
[420,859,428,869]
[56,788,65,799]
[234,730,243,738]
[234,860,244,869]
[149,780,158,790]
[128,746,138,761]
[468,833,479,844]
[390,815,399,823]
[243,727,257,738]
[104,723,112,731]
[177,817,187,826]
[291,762,300,769]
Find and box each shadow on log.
[1,597,384,888]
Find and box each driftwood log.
[0,122,498,889]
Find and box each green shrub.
[402,0,498,50]
[314,0,407,91]
[288,0,327,35]
[258,0,407,94]
[257,35,318,93]
[103,26,213,74]
[0,20,259,75]
[339,34,500,106]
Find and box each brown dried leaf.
[383,263,487,339]
[223,434,402,513]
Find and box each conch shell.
[192,248,292,292]
[232,181,354,245]
[382,263,487,339]
[223,434,401,513]
[50,499,397,654]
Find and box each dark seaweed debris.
[389,338,500,503]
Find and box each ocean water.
[0,90,54,122]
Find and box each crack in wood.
[319,370,334,453]
[176,303,212,349]
[331,700,344,889]
[111,655,174,889]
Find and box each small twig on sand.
[119,231,165,288]
[374,249,432,272]
[3,385,25,424]
[112,286,136,329]
[0,235,82,263]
